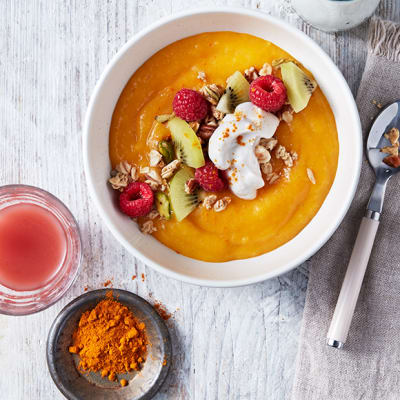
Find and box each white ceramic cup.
[83,8,362,287]
[292,0,380,32]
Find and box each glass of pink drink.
[0,185,81,315]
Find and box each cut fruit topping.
[172,89,208,122]
[167,117,205,168]
[249,75,287,113]
[158,139,175,164]
[195,161,226,192]
[280,62,317,113]
[119,182,154,218]
[155,192,171,220]
[216,71,250,114]
[169,166,199,222]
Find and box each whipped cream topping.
[208,102,280,200]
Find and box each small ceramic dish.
[83,8,362,287]
[46,289,171,400]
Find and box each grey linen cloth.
[292,17,400,400]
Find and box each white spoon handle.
[327,216,380,348]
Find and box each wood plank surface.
[0,1,399,399]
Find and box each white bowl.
[83,8,362,287]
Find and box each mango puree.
[109,32,339,262]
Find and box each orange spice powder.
[69,292,148,384]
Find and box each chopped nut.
[255,145,271,163]
[283,167,291,180]
[109,172,129,190]
[272,58,296,68]
[145,169,162,190]
[261,162,273,176]
[189,121,200,133]
[281,110,293,124]
[244,66,259,83]
[383,155,400,168]
[203,194,217,210]
[307,168,316,184]
[275,145,286,159]
[267,173,280,184]
[161,159,181,179]
[140,220,157,234]
[116,161,133,175]
[184,178,198,194]
[259,62,272,76]
[275,145,294,167]
[149,149,163,167]
[211,105,225,121]
[140,166,150,175]
[259,138,278,151]
[198,115,218,140]
[199,84,224,105]
[145,180,159,190]
[147,209,159,220]
[214,197,231,212]
[197,71,207,82]
[381,146,399,156]
[384,128,400,146]
[146,169,162,184]
[155,113,175,123]
[261,161,279,184]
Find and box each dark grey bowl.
[46,289,171,400]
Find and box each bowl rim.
[46,289,172,400]
[83,7,362,288]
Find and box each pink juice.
[0,203,67,291]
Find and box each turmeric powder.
[69,292,148,382]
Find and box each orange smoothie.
[109,32,339,262]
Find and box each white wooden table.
[1,1,399,399]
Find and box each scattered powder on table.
[103,279,112,287]
[68,291,148,386]
[141,273,145,282]
[132,275,137,280]
[84,286,88,292]
[153,301,172,320]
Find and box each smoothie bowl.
[83,9,362,287]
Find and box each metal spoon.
[327,100,400,349]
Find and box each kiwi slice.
[158,140,175,164]
[280,62,317,113]
[155,192,171,220]
[169,166,199,222]
[167,117,205,168]
[216,71,250,114]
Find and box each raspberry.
[173,89,208,122]
[249,75,287,113]
[195,161,226,192]
[119,182,154,218]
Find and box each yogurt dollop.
[208,102,279,200]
